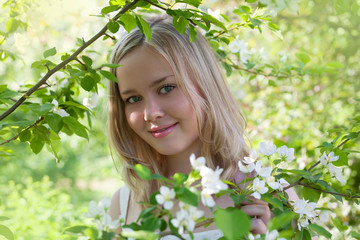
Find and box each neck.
[164,139,202,177]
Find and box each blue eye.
[159,85,175,94]
[126,96,142,104]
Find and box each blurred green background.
[0,0,359,239]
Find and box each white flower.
[254,161,272,178]
[277,145,295,162]
[319,151,339,165]
[228,37,250,63]
[179,202,204,226]
[294,198,318,229]
[190,154,206,171]
[258,141,277,156]
[201,188,216,207]
[200,166,228,193]
[84,200,105,218]
[83,93,98,110]
[156,186,176,210]
[171,208,195,234]
[244,149,258,163]
[238,161,255,174]
[319,152,345,184]
[102,213,121,230]
[258,47,267,62]
[264,229,284,240]
[326,163,346,183]
[251,178,268,199]
[50,99,70,117]
[278,51,288,62]
[266,176,281,190]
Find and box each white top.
[119,185,223,240]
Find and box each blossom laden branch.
[0,0,140,122]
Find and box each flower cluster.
[170,202,204,234]
[155,186,176,210]
[190,154,228,207]
[83,198,120,231]
[238,142,293,199]
[319,151,345,183]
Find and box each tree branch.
[0,0,140,122]
[299,182,360,198]
[0,116,44,146]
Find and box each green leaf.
[0,224,14,240]
[175,0,201,7]
[81,75,96,91]
[43,47,57,58]
[121,230,159,240]
[172,15,189,35]
[119,13,137,33]
[63,117,88,140]
[295,52,310,64]
[188,24,197,42]
[302,186,321,202]
[30,134,45,154]
[136,15,152,42]
[45,113,63,133]
[0,89,19,99]
[173,173,188,186]
[331,217,348,231]
[308,224,332,238]
[63,225,90,234]
[268,211,297,230]
[5,18,20,33]
[100,70,118,82]
[334,0,351,14]
[81,55,93,68]
[278,169,312,179]
[214,207,251,240]
[19,130,31,142]
[262,195,284,211]
[317,180,342,201]
[0,217,9,221]
[31,59,55,69]
[134,164,152,180]
[107,21,120,33]
[351,231,360,239]
[101,63,121,68]
[175,187,198,206]
[0,85,7,93]
[230,194,246,205]
[101,5,119,14]
[294,228,311,240]
[332,149,348,166]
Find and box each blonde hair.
[109,15,248,203]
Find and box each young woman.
[108,15,273,238]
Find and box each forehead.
[116,45,174,89]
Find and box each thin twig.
[0,116,44,145]
[75,57,87,70]
[299,182,360,198]
[0,0,140,122]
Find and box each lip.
[148,123,178,138]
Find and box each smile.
[149,123,178,138]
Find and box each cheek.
[125,109,143,132]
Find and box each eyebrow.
[120,75,174,96]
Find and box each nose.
[144,98,164,122]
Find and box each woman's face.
[116,45,201,159]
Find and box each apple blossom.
[258,141,277,156]
[156,186,176,210]
[51,99,70,117]
[251,178,268,199]
[254,161,272,178]
[238,161,255,174]
[277,145,295,162]
[189,154,206,171]
[244,149,258,163]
